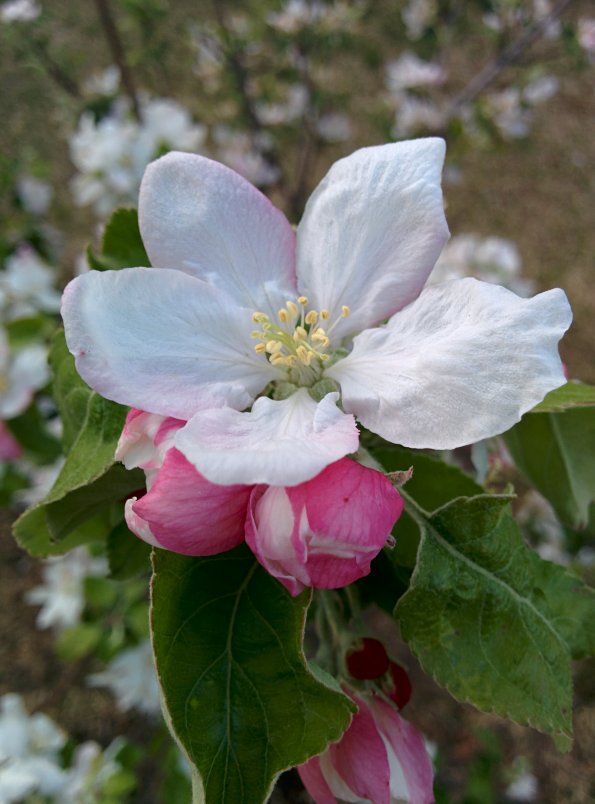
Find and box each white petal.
[175,389,359,486]
[296,138,449,339]
[328,278,572,449]
[62,267,280,420]
[139,151,297,317]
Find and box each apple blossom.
[62,140,571,495]
[118,408,402,593]
[298,690,434,804]
[0,326,49,419]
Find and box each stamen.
[266,340,283,353]
[341,305,351,317]
[254,343,266,354]
[252,312,268,324]
[298,296,308,306]
[305,310,318,325]
[278,309,290,323]
[320,309,330,320]
[293,326,308,341]
[286,301,298,318]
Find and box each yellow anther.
[278,309,290,323]
[293,326,308,341]
[254,343,266,354]
[320,353,330,361]
[320,309,330,320]
[296,345,312,365]
[305,310,318,325]
[341,305,351,317]
[311,327,327,342]
[270,352,287,365]
[252,311,268,324]
[265,340,283,354]
[298,296,308,306]
[251,330,263,338]
[286,301,298,317]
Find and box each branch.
[93,0,142,121]
[446,0,575,118]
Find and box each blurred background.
[0,1,594,801]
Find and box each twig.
[29,39,81,99]
[210,0,283,183]
[93,0,142,121]
[445,0,575,119]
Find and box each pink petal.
[328,693,391,804]
[0,422,22,460]
[139,151,297,318]
[368,696,435,804]
[296,139,449,340]
[245,458,402,595]
[298,757,337,804]
[127,448,251,556]
[115,409,184,471]
[176,390,359,487]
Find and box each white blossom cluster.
[25,547,109,631]
[69,85,206,217]
[385,51,447,138]
[0,694,130,803]
[88,640,162,717]
[0,0,40,23]
[266,0,362,35]
[429,233,535,296]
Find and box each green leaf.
[14,507,112,557]
[88,208,149,270]
[395,494,595,744]
[530,382,595,413]
[108,520,151,580]
[151,546,355,804]
[6,403,61,464]
[56,622,103,661]
[13,332,142,555]
[504,406,595,529]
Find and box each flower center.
[251,296,350,385]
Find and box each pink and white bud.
[298,691,434,804]
[245,458,403,596]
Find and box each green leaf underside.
[151,546,355,804]
[531,382,595,413]
[14,331,139,555]
[396,495,595,743]
[504,406,595,529]
[88,208,149,271]
[108,520,152,580]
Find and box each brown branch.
[93,0,142,121]
[446,0,575,119]
[29,39,81,99]
[210,0,283,183]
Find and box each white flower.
[17,175,53,215]
[88,641,161,716]
[61,738,126,803]
[316,112,352,142]
[83,65,121,96]
[522,75,559,106]
[429,234,534,296]
[212,126,280,186]
[0,694,67,802]
[25,546,108,630]
[578,18,595,60]
[0,245,61,320]
[62,140,571,489]
[256,84,309,126]
[386,52,446,93]
[506,771,538,801]
[401,0,437,39]
[0,326,49,419]
[0,0,40,23]
[69,97,206,217]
